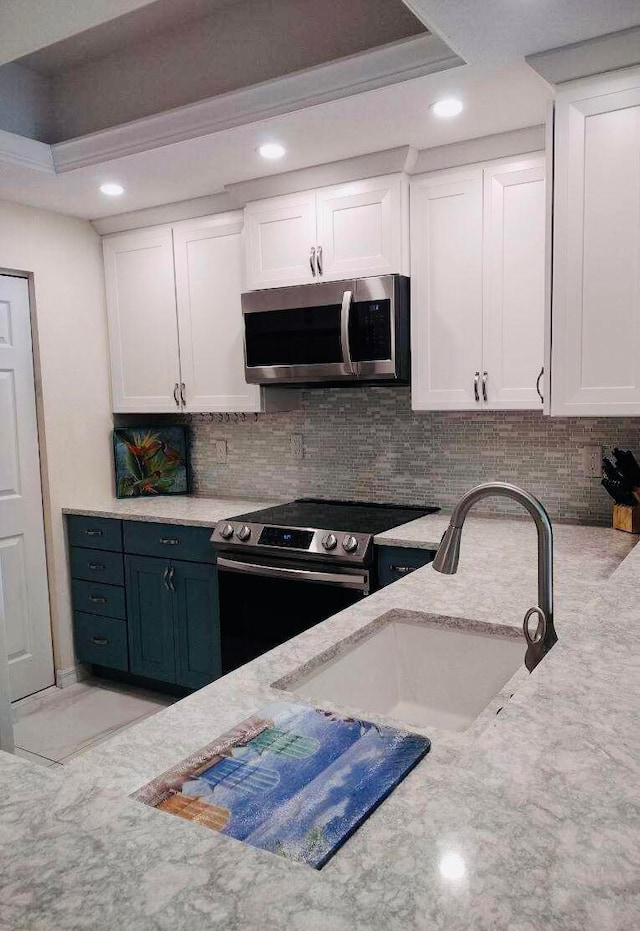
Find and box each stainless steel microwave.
[241,274,410,386]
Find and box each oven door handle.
[340,289,356,376]
[216,556,369,592]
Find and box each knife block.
[612,504,640,534]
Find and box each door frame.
[1,266,57,698]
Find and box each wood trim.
[0,129,54,174]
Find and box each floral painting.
[131,701,430,869]
[113,426,188,498]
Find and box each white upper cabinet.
[103,228,181,413]
[410,168,484,410]
[244,191,317,290]
[551,70,640,416]
[173,215,262,413]
[103,213,267,414]
[244,174,408,290]
[482,158,546,409]
[410,155,545,412]
[315,176,405,281]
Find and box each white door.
[103,228,182,412]
[482,156,546,410]
[0,275,54,700]
[410,169,484,410]
[315,175,406,281]
[552,73,640,416]
[173,214,262,412]
[244,191,317,290]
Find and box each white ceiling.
[0,62,550,220]
[405,0,640,65]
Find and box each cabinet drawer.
[72,579,126,619]
[124,521,216,564]
[68,516,122,552]
[70,547,124,586]
[74,612,128,671]
[377,545,435,589]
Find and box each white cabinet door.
[552,72,640,415]
[244,191,317,290]
[315,175,407,281]
[173,214,262,413]
[103,228,181,412]
[482,157,546,410]
[410,168,484,410]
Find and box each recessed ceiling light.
[258,143,286,160]
[100,182,124,196]
[431,98,464,119]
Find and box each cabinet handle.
[316,244,323,276]
[89,595,107,604]
[180,382,186,407]
[84,529,103,537]
[536,366,544,404]
[163,566,170,591]
[91,636,109,646]
[473,372,480,402]
[309,246,316,277]
[167,566,175,592]
[159,537,180,546]
[88,563,105,571]
[173,383,180,407]
[389,565,416,575]
[482,371,488,403]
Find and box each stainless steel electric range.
[211,498,439,674]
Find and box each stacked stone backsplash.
[188,386,640,524]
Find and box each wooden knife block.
[612,504,640,534]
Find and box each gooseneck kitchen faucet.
[433,482,557,671]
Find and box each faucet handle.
[523,606,546,645]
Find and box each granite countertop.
[63,495,282,527]
[2,513,640,930]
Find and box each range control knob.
[219,523,234,540]
[236,525,251,542]
[322,533,338,551]
[342,534,358,553]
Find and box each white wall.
[0,199,112,678]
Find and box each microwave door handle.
[340,289,355,375]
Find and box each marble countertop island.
[3,503,640,930]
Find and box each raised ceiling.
[11,0,427,142]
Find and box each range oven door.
[241,274,408,384]
[216,554,369,674]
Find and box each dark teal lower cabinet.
[125,555,177,684]
[173,560,221,689]
[376,545,436,588]
[125,553,221,688]
[68,515,222,692]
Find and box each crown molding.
[526,27,640,86]
[52,34,462,173]
[412,125,545,174]
[0,129,54,173]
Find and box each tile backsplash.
[188,387,640,524]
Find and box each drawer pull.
[91,636,109,646]
[89,595,107,604]
[159,537,180,546]
[84,529,103,537]
[88,563,106,571]
[389,565,416,575]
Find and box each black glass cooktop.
[231,499,439,535]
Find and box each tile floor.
[12,678,176,768]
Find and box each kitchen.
[2,1,640,927]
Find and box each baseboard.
[55,664,90,689]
